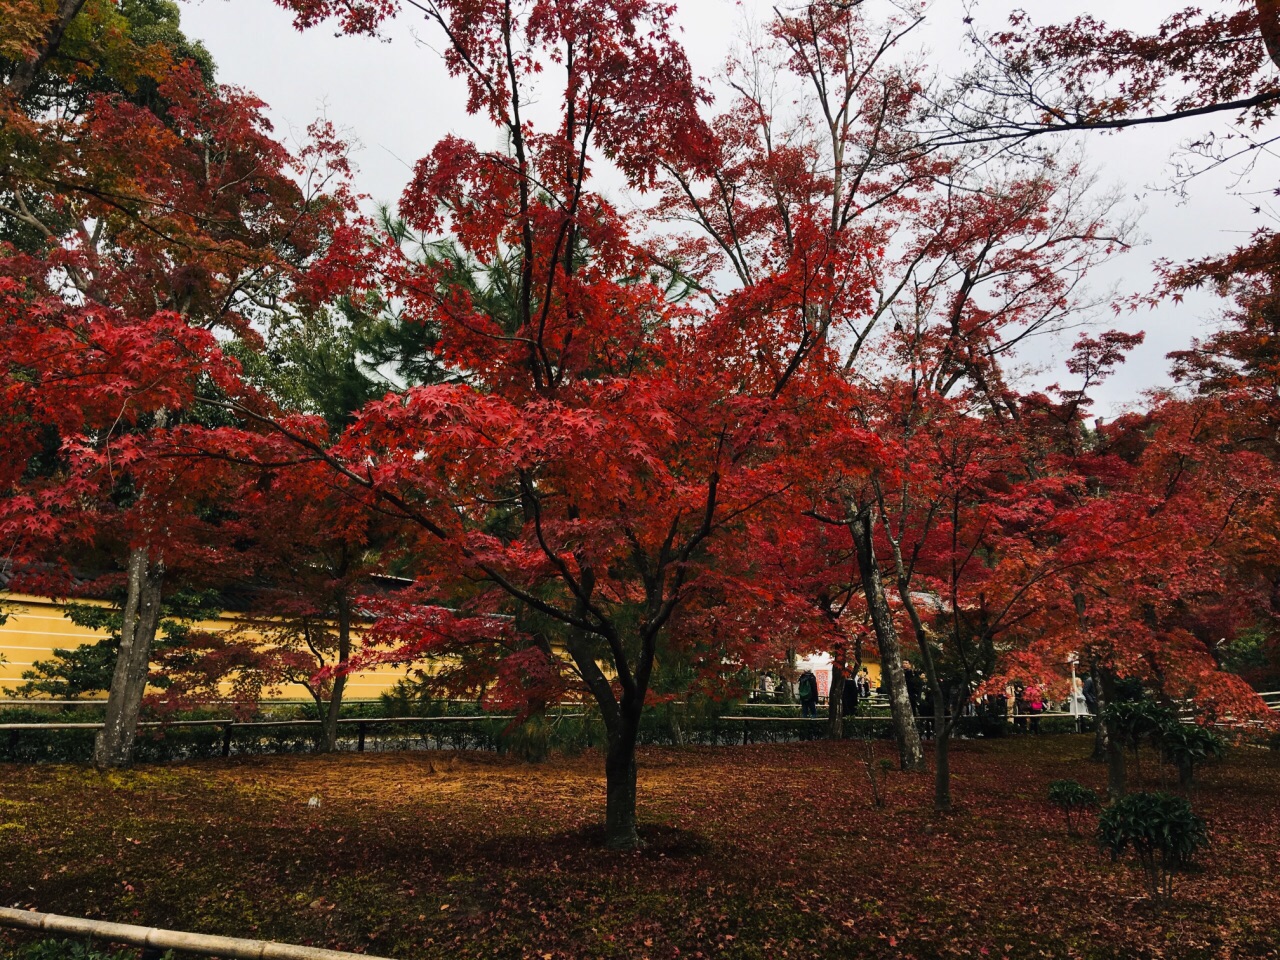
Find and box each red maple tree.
[0,0,361,766]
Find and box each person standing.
[856,667,872,700]
[1082,675,1098,715]
[903,660,923,717]
[841,669,859,718]
[1026,684,1045,735]
[1012,683,1028,733]
[798,669,819,719]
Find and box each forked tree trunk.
[94,546,165,770]
[320,597,352,754]
[849,505,924,771]
[563,617,647,852]
[872,484,953,807]
[604,706,641,850]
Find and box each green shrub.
[736,703,816,718]
[843,717,895,740]
[0,709,99,763]
[1038,715,1093,736]
[0,691,1095,766]
[1104,699,1176,754]
[955,714,1004,738]
[497,714,552,761]
[640,698,730,745]
[1047,779,1100,836]
[376,682,483,718]
[1098,791,1208,900]
[1158,722,1225,787]
[5,939,169,959]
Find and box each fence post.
[221,722,233,758]
[357,722,366,753]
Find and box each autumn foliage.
[1,0,1278,860]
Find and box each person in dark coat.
[1082,675,1098,715]
[920,684,935,738]
[902,660,922,717]
[841,671,859,717]
[1013,683,1028,733]
[798,669,819,718]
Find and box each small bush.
[1104,699,1175,754]
[734,703,800,718]
[1098,791,1208,900]
[498,714,553,761]
[843,717,895,740]
[1047,779,1100,836]
[1038,715,1094,736]
[1158,722,1225,787]
[5,939,168,959]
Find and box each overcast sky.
[178,0,1271,415]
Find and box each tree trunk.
[604,707,641,850]
[778,647,797,703]
[934,728,951,811]
[668,703,685,747]
[1096,667,1126,799]
[1177,759,1194,791]
[827,667,845,739]
[319,596,352,754]
[561,616,646,852]
[1091,673,1108,762]
[6,0,91,100]
[1260,1,1280,69]
[876,492,952,806]
[933,695,952,812]
[94,546,164,770]
[849,505,924,771]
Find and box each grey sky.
[179,0,1267,414]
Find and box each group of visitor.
[1011,681,1046,733]
[791,666,873,718]
[761,663,1105,737]
[902,660,941,736]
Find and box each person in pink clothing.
[1026,684,1045,735]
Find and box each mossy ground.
[0,737,1277,959]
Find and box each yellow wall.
[1,593,880,704]
[0,593,413,701]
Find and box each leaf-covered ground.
[0,737,1277,959]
